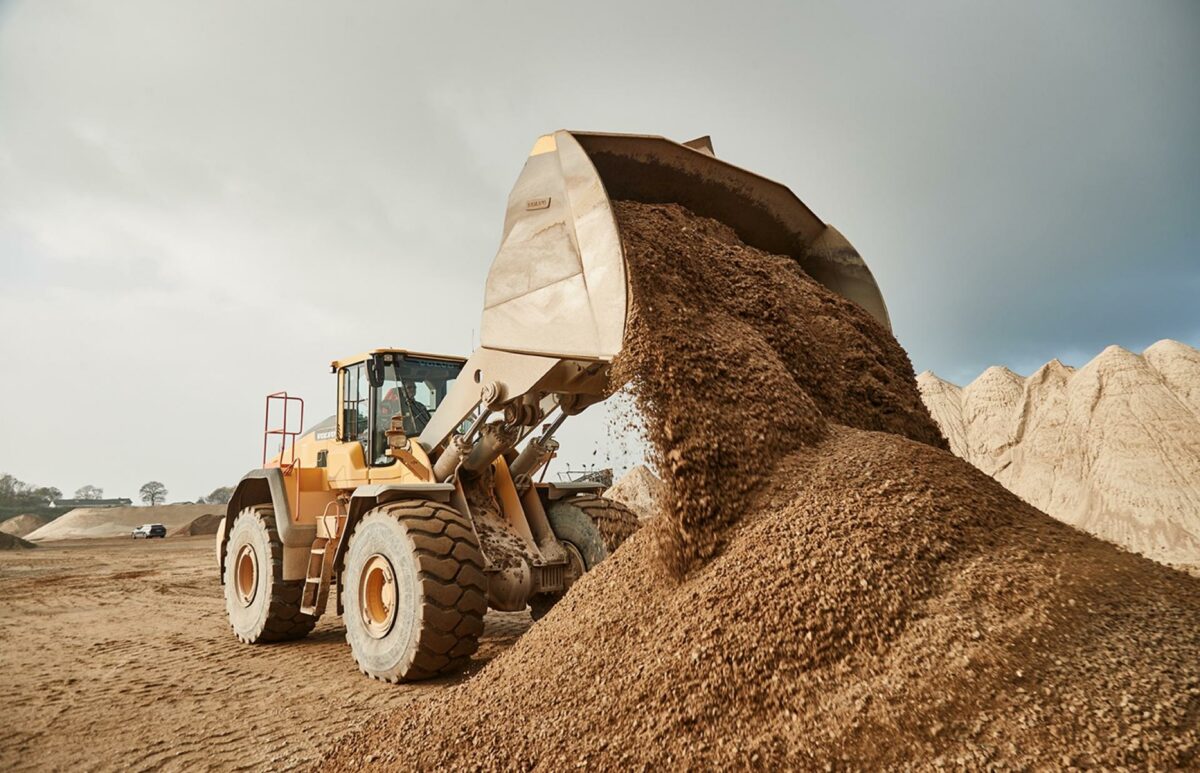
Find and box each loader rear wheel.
[223,506,318,643]
[343,500,487,682]
[530,495,640,620]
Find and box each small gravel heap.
[0,533,37,550]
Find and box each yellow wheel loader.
[216,131,891,682]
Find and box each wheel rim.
[235,544,258,606]
[359,554,398,638]
[562,540,587,586]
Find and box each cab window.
[369,355,463,466]
[340,363,369,445]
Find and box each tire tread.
[345,500,486,683]
[568,495,640,554]
[226,506,318,644]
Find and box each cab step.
[300,514,346,616]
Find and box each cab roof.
[329,348,466,372]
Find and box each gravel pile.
[0,533,37,550]
[323,202,1200,770]
[170,512,224,537]
[604,465,664,521]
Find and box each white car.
[132,523,167,539]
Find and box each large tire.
[530,495,640,620]
[223,506,318,643]
[342,500,487,682]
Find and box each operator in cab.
[379,381,432,436]
[401,382,432,433]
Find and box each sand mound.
[918,341,1200,566]
[604,466,664,521]
[324,202,1199,769]
[26,504,221,541]
[329,432,1200,769]
[0,513,49,538]
[0,533,36,550]
[170,512,224,537]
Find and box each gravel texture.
[321,202,1200,771]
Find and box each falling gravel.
[608,202,946,577]
[322,202,1200,770]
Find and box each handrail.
[263,391,305,470]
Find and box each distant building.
[50,498,133,509]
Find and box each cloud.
[0,0,1197,496]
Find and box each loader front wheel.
[530,495,640,620]
[223,506,318,643]
[343,500,487,682]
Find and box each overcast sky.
[1,1,1197,501]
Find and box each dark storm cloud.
[0,0,1197,495]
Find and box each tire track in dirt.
[0,537,530,771]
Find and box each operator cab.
[333,349,465,466]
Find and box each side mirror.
[367,354,387,388]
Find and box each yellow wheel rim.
[235,544,258,606]
[359,554,398,638]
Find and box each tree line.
[0,473,233,508]
[0,474,61,509]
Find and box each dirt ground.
[0,536,530,771]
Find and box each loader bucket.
[480,130,891,364]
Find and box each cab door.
[325,362,370,488]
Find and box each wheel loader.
[216,130,891,682]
